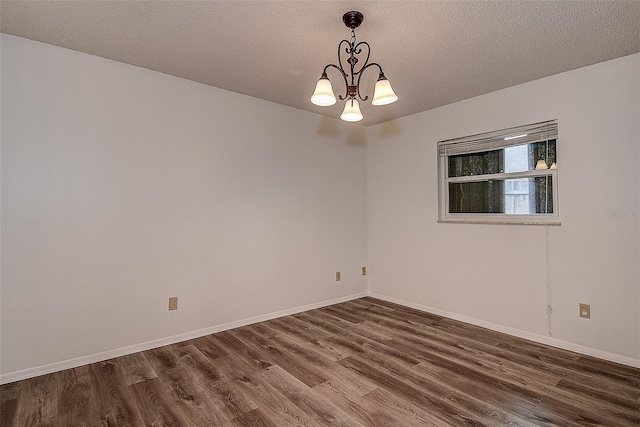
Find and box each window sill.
[438,216,561,226]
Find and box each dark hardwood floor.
[1,297,639,426]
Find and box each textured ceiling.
[2,1,640,126]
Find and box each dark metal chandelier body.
[311,11,397,122]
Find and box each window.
[438,120,559,225]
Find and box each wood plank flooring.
[2,297,639,426]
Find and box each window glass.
[449,176,553,214]
[448,149,504,177]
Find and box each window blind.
[438,120,558,157]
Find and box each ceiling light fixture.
[311,11,398,122]
[535,160,549,170]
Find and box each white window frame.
[438,120,560,225]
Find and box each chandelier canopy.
[311,11,398,122]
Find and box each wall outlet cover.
[579,303,590,319]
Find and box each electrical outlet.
[579,303,590,319]
[336,272,341,281]
[169,296,178,311]
[362,267,367,276]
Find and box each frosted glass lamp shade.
[372,77,398,106]
[535,160,548,170]
[340,99,363,122]
[311,76,337,106]
[549,162,557,170]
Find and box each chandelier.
[310,11,398,122]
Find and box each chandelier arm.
[355,62,384,101]
[322,63,350,101]
[351,41,371,77]
[337,40,350,74]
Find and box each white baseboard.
[3,289,637,384]
[0,292,367,385]
[369,292,640,369]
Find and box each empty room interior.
[1,1,639,426]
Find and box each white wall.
[367,53,640,364]
[2,33,638,382]
[0,34,368,380]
